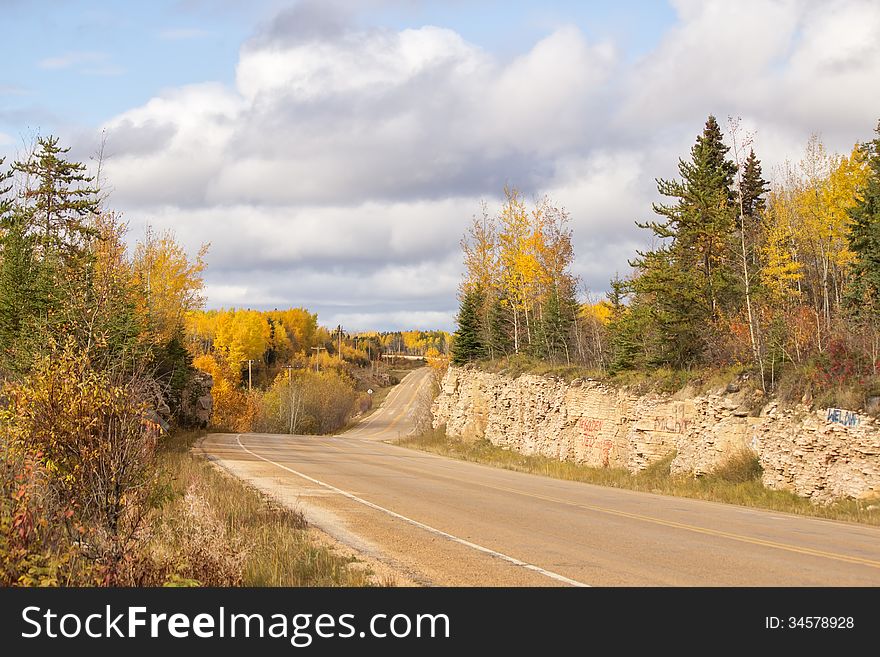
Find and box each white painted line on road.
[235,434,590,587]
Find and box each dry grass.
[476,356,756,397]
[151,430,376,586]
[397,428,880,526]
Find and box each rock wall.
[180,370,213,428]
[432,366,880,502]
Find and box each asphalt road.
[200,368,880,586]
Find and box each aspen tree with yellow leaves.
[455,187,580,365]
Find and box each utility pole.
[247,359,254,391]
[283,364,297,434]
[310,346,325,372]
[337,325,343,362]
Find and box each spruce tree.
[740,148,769,220]
[487,295,512,358]
[539,279,578,364]
[845,121,880,319]
[0,162,36,368]
[451,286,486,365]
[13,135,99,261]
[606,275,640,372]
[0,157,11,220]
[629,115,738,367]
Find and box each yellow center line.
[270,366,880,570]
[475,481,880,569]
[345,369,420,435]
[383,376,422,433]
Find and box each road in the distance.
[200,368,880,586]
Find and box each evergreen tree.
[740,148,769,220]
[539,279,578,364]
[13,135,99,261]
[0,211,38,358]
[451,286,486,365]
[606,275,640,372]
[698,115,738,201]
[845,121,880,319]
[0,160,40,369]
[487,295,512,358]
[629,115,738,366]
[0,157,11,221]
[0,163,41,370]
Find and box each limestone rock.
[431,366,880,503]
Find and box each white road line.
[235,434,590,587]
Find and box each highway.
[200,368,880,586]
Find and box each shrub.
[2,339,160,584]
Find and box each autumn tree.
[533,199,579,363]
[729,118,770,387]
[133,227,208,344]
[456,188,580,363]
[496,187,535,353]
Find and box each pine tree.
[845,121,880,319]
[451,286,486,365]
[629,115,738,366]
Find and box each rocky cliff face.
[180,370,213,428]
[432,366,880,503]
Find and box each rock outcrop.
[180,370,213,428]
[432,366,880,503]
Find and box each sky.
[2,0,879,332]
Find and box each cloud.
[91,0,880,330]
[0,84,28,96]
[38,50,123,76]
[158,27,210,40]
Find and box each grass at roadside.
[396,428,880,526]
[151,430,376,586]
[341,366,419,430]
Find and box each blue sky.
[1,0,675,136]
[1,0,258,132]
[2,1,879,331]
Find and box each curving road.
[200,368,880,586]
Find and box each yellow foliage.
[761,199,803,303]
[580,302,612,325]
[425,346,449,380]
[133,227,208,343]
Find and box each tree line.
[0,136,208,584]
[452,189,580,365]
[453,115,880,402]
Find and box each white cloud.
[158,27,210,41]
[333,311,456,332]
[38,50,123,76]
[91,1,880,330]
